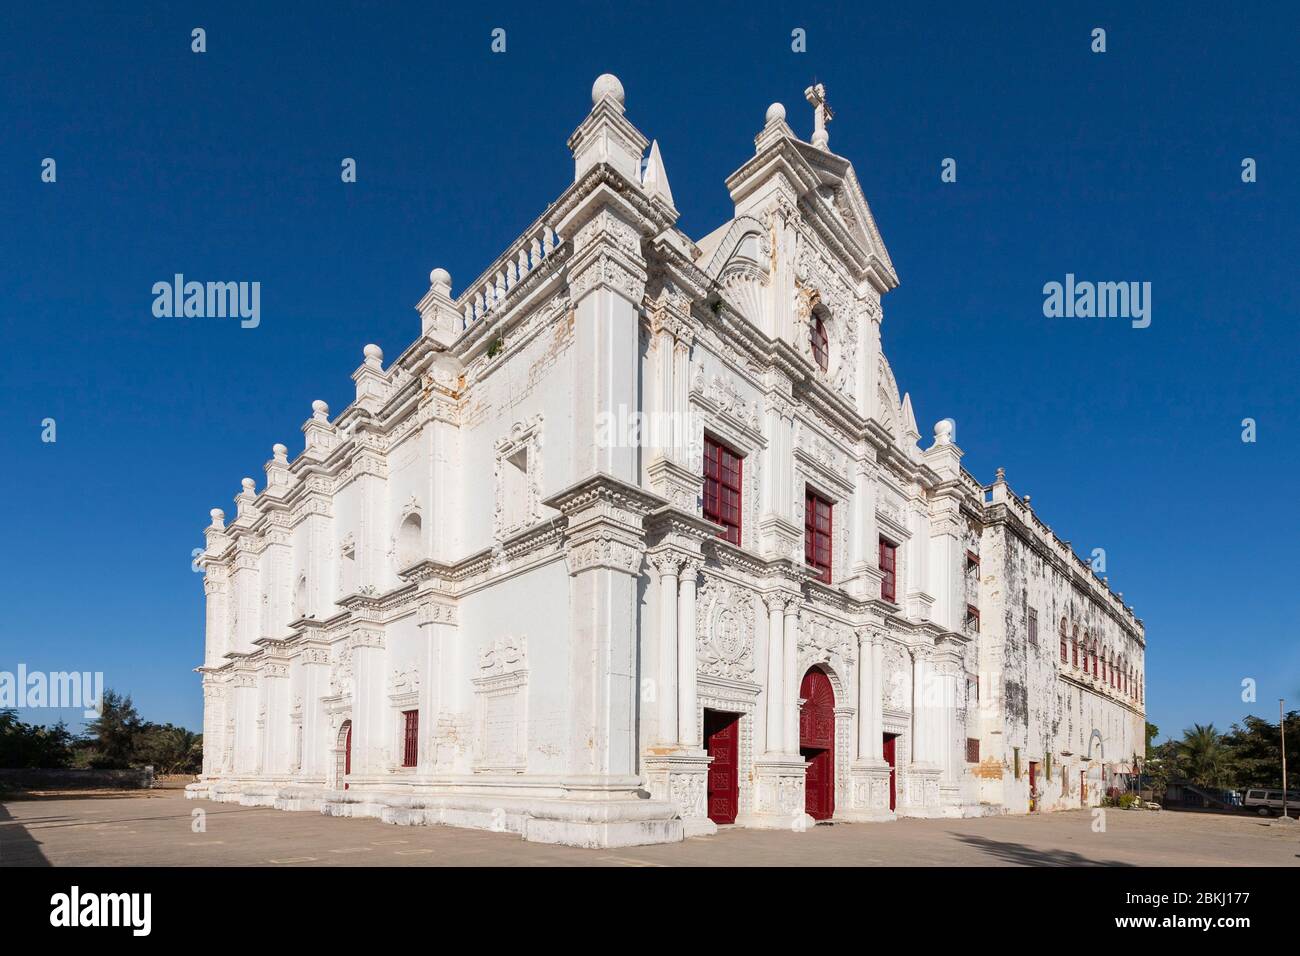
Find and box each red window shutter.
[811,313,829,372]
[402,710,419,767]
[805,489,832,584]
[878,538,896,602]
[703,435,743,546]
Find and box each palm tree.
[1179,723,1231,790]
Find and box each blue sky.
[2,2,1296,741]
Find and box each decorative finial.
[995,467,1006,481]
[766,102,786,125]
[311,399,329,421]
[363,343,383,368]
[934,419,953,445]
[209,508,225,529]
[803,83,833,150]
[272,443,288,463]
[429,267,451,291]
[1023,494,1031,506]
[592,73,625,107]
[241,477,256,495]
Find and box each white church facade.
[188,76,1146,847]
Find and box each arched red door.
[338,720,353,791]
[800,668,835,820]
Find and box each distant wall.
[0,767,154,791]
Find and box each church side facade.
[189,76,1146,847]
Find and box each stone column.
[782,598,801,755]
[645,289,698,511]
[764,593,785,754]
[757,391,800,560]
[232,673,257,775]
[672,338,691,464]
[264,660,291,776]
[349,627,386,780]
[856,632,874,761]
[844,628,894,820]
[845,459,882,599]
[416,603,442,775]
[231,546,260,655]
[741,588,812,830]
[906,645,942,816]
[202,570,230,668]
[298,643,330,784]
[200,679,221,778]
[653,553,680,745]
[676,558,701,748]
[870,634,886,762]
[541,474,684,847]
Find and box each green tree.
[135,724,203,775]
[1223,711,1299,792]
[0,709,76,768]
[84,690,143,769]
[1145,721,1160,760]
[1178,723,1233,790]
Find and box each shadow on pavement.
[0,801,51,867]
[953,832,1135,867]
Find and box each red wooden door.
[704,710,740,824]
[883,733,897,811]
[799,668,835,820]
[343,722,352,790]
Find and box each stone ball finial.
[995,466,1006,481]
[1023,494,1032,506]
[592,73,625,106]
[312,399,329,420]
[210,508,225,527]
[934,419,954,444]
[429,267,451,290]
[766,102,786,124]
[241,477,256,494]
[273,442,288,461]
[363,343,383,367]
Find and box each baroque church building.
[189,76,1146,847]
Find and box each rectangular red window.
[1072,641,1078,667]
[804,488,833,584]
[401,710,419,768]
[703,435,743,546]
[879,538,897,602]
[965,738,980,763]
[966,550,980,573]
[965,604,980,633]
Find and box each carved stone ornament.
[479,635,527,676]
[696,576,756,680]
[565,532,643,576]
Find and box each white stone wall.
[190,75,1145,846]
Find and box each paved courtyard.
[2,789,1297,866]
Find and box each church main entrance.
[799,668,835,820]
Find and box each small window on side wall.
[401,710,419,768]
